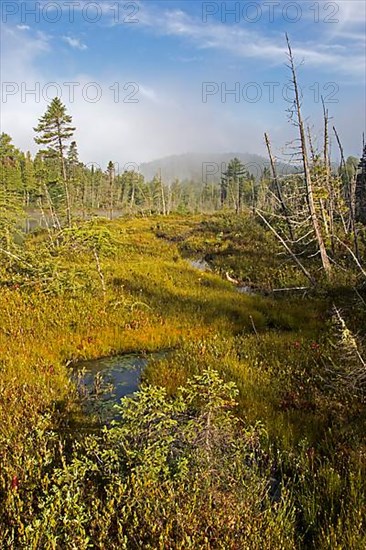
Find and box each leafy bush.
[1,370,295,549]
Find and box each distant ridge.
[139,152,296,183]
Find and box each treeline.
[1,97,233,230]
[1,80,366,284]
[1,96,364,228]
[0,130,220,223]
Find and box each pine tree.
[34,98,75,226]
[67,141,79,178]
[221,158,247,213]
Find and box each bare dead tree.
[322,100,335,254]
[159,168,167,216]
[264,132,294,240]
[307,120,331,246]
[286,34,332,278]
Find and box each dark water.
[72,353,166,423]
[78,353,149,404]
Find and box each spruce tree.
[67,141,79,177]
[34,98,75,226]
[221,158,247,213]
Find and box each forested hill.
[139,152,295,183]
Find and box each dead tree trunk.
[322,102,335,254]
[159,169,166,216]
[264,132,294,240]
[286,34,332,278]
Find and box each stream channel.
[74,257,253,412]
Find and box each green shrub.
[1,370,296,549]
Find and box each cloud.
[62,36,88,51]
[0,24,50,81]
[16,24,30,31]
[134,3,365,78]
[1,2,364,166]
[336,0,366,25]
[139,85,158,102]
[1,64,269,167]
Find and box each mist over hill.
[139,152,296,183]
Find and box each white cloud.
[0,25,50,82]
[135,4,365,79]
[62,36,88,51]
[1,62,268,167]
[1,8,364,166]
[336,0,366,25]
[139,85,159,102]
[16,24,30,31]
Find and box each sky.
[1,0,365,169]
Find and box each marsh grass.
[0,213,365,548]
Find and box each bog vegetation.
[1,44,366,549]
